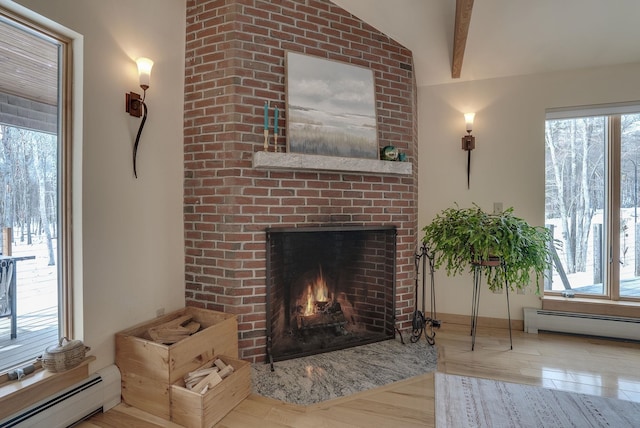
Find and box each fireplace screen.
[266,226,396,362]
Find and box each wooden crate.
[115,307,238,419]
[170,355,250,428]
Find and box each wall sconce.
[461,112,475,189]
[126,57,154,178]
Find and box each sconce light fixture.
[126,57,154,178]
[461,112,475,189]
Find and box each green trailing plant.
[421,204,553,292]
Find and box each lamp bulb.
[136,57,154,90]
[464,112,475,133]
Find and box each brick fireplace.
[184,0,418,362]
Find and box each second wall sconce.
[461,112,475,189]
[126,57,154,178]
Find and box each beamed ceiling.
[333,0,640,87]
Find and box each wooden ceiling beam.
[452,0,474,79]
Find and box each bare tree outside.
[545,113,640,295]
[545,117,604,275]
[0,125,57,265]
[620,114,640,283]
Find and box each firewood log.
[160,314,192,328]
[147,315,201,344]
[193,370,223,394]
[186,361,214,376]
[183,321,201,334]
[218,364,234,379]
[184,367,219,384]
[148,327,191,344]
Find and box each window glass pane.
[0,16,61,371]
[545,117,607,295]
[620,113,640,298]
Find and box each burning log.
[295,311,347,331]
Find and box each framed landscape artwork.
[285,51,379,159]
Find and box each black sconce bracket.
[461,133,475,189]
[461,134,475,151]
[125,90,148,178]
[126,92,143,118]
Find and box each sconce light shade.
[464,112,475,132]
[136,57,154,90]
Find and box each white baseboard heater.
[0,364,121,428]
[524,307,640,341]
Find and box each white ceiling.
[332,0,640,87]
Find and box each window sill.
[542,296,640,319]
[0,356,95,421]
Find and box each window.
[545,103,640,302]
[0,9,72,372]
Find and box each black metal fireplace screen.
[265,226,397,364]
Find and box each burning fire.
[303,268,330,316]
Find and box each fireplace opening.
[266,226,397,362]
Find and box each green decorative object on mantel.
[380,145,399,161]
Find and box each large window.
[0,9,72,372]
[545,104,640,302]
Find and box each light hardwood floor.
[80,322,640,427]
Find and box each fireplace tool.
[410,243,440,345]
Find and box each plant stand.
[470,260,512,351]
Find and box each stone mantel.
[252,151,412,176]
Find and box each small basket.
[40,337,90,372]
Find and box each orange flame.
[305,285,314,316]
[303,268,329,316]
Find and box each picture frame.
[285,51,379,159]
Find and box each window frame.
[544,103,640,310]
[0,5,75,358]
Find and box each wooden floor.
[79,323,640,427]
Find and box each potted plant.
[421,204,553,292]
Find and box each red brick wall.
[184,0,418,362]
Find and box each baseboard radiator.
[0,364,121,428]
[524,307,640,341]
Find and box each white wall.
[7,0,640,366]
[8,0,186,370]
[419,63,640,321]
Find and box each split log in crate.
[147,314,201,344]
[184,358,236,394]
[171,355,250,428]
